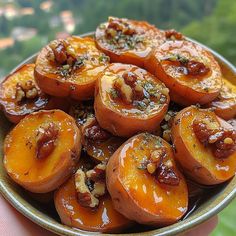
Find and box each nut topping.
[84,123,111,142]
[193,119,236,159]
[75,163,106,209]
[156,164,180,186]
[36,122,59,159]
[15,80,39,103]
[165,29,183,40]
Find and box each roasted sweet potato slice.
[171,106,236,185]
[0,64,66,123]
[106,133,188,226]
[94,63,169,137]
[54,162,132,232]
[95,16,165,67]
[145,40,222,105]
[69,102,124,162]
[205,79,236,120]
[4,110,81,193]
[34,37,110,100]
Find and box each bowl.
[0,32,235,236]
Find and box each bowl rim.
[0,31,235,236]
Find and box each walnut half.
[36,122,59,159]
[75,163,106,209]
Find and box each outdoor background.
[0,0,235,235]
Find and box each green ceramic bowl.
[0,32,235,236]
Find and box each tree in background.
[182,0,236,65]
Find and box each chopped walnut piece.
[122,71,137,87]
[15,80,39,103]
[36,122,59,159]
[106,17,136,37]
[146,148,165,174]
[91,182,106,197]
[165,29,183,40]
[193,119,236,159]
[156,164,180,186]
[75,169,99,208]
[114,77,133,104]
[86,163,106,182]
[84,123,111,142]
[75,163,106,209]
[186,60,210,76]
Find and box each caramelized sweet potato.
[205,79,236,120]
[0,64,67,123]
[94,63,169,137]
[106,133,188,226]
[34,37,109,100]
[4,110,81,193]
[171,106,236,185]
[54,164,132,232]
[145,40,222,105]
[82,118,124,163]
[95,17,165,67]
[70,102,124,162]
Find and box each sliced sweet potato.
[106,133,188,226]
[95,16,165,67]
[4,110,81,193]
[145,40,222,105]
[69,102,124,162]
[0,64,67,123]
[171,106,236,185]
[34,37,109,100]
[82,119,124,163]
[54,162,132,232]
[94,63,169,137]
[205,79,236,120]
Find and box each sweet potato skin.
[171,107,236,185]
[94,63,169,137]
[95,18,165,68]
[54,174,133,232]
[205,79,236,120]
[34,37,109,100]
[145,40,222,106]
[0,64,67,123]
[106,133,188,226]
[3,110,81,193]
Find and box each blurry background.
[0,0,235,235]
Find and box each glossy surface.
[95,63,169,137]
[95,17,165,67]
[106,133,188,226]
[54,176,132,232]
[35,37,109,100]
[4,109,81,193]
[206,79,236,120]
[0,64,51,123]
[0,32,235,236]
[172,107,236,185]
[145,40,222,105]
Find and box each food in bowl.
[0,16,235,234]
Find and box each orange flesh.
[96,18,165,56]
[0,64,49,116]
[178,107,236,180]
[54,176,131,232]
[206,79,236,119]
[119,134,188,219]
[100,64,169,119]
[4,110,79,184]
[157,41,222,93]
[36,37,108,84]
